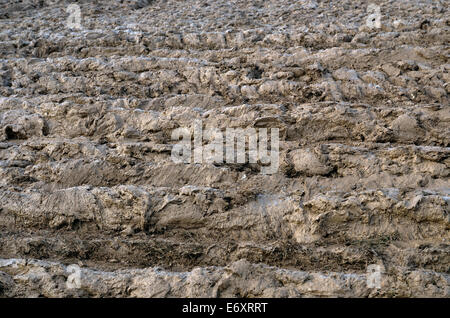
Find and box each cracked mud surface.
[0,0,449,297]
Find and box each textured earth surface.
[0,0,449,297]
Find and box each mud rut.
[0,0,448,297]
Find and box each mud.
[0,0,448,297]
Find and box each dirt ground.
[0,0,448,297]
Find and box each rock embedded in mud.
[290,149,332,176]
[390,114,423,142]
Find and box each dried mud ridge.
[0,0,449,297]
